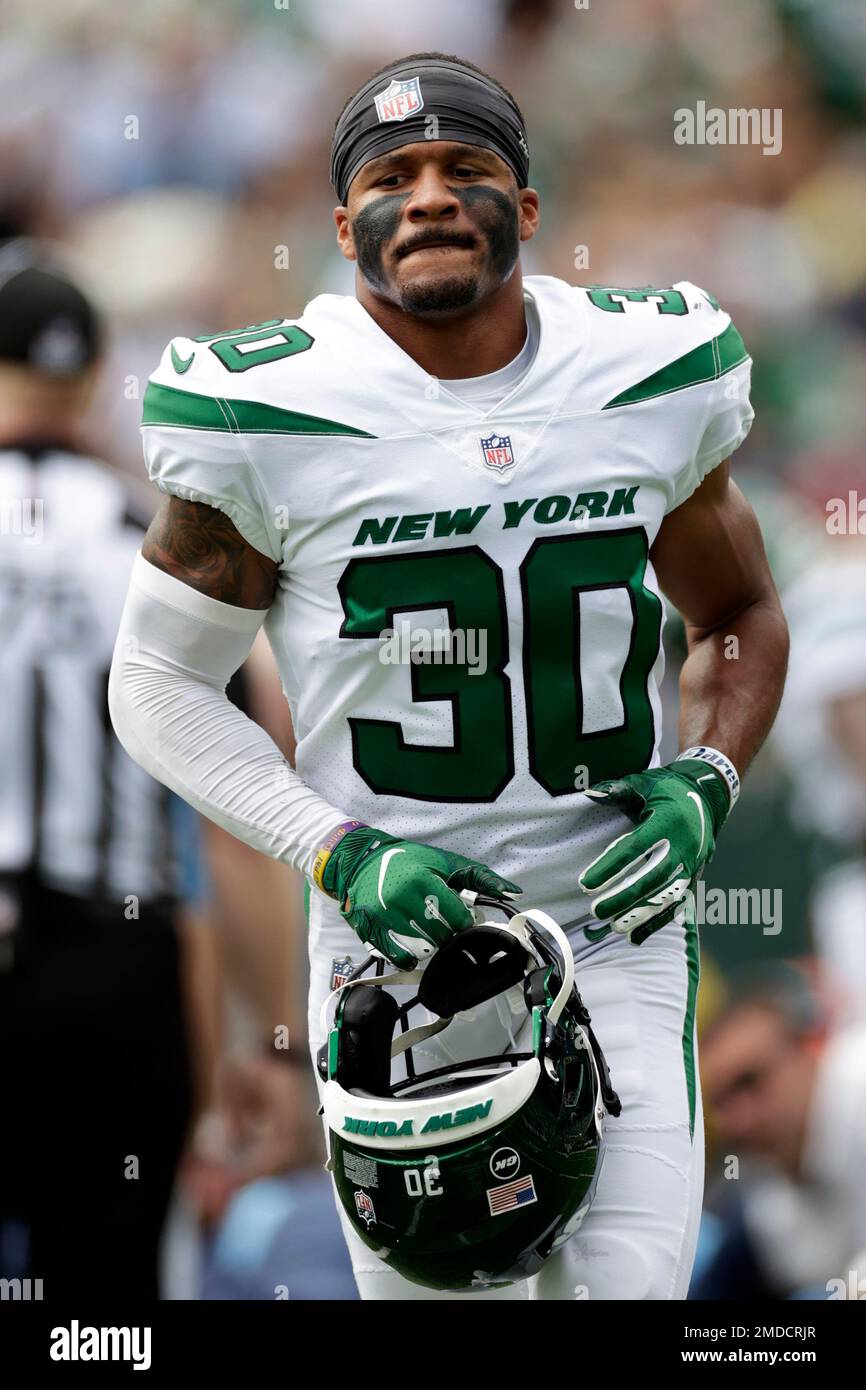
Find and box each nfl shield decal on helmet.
[480,433,515,472]
[374,76,424,124]
[330,956,354,991]
[355,1190,377,1226]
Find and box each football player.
[109,52,789,1300]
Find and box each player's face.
[336,142,537,315]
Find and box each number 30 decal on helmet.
[316,895,621,1292]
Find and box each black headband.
[330,58,530,203]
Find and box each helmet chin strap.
[390,1015,452,1057]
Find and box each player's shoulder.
[563,278,750,413]
[575,278,742,347]
[528,272,747,361]
[143,298,373,438]
[146,311,322,409]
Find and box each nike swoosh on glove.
[320,826,522,970]
[578,759,732,944]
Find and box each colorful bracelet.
[312,819,365,895]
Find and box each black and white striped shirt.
[0,442,179,906]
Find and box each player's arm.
[109,496,349,879]
[578,463,788,942]
[651,460,789,774]
[110,497,514,967]
[142,496,278,609]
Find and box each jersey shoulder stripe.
[602,319,749,410]
[142,380,375,439]
[571,278,749,414]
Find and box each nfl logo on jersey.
[374,77,424,123]
[355,1190,376,1226]
[480,433,515,472]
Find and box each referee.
[0,242,193,1300]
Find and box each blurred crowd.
[1,0,865,1300]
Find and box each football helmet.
[317,894,621,1291]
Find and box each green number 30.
[338,528,662,802]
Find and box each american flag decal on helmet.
[486,1173,537,1215]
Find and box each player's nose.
[403,166,461,222]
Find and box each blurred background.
[1,0,865,1301]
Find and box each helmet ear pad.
[338,986,402,1096]
[418,926,527,1017]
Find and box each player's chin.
[397,268,482,315]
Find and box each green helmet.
[317,897,621,1291]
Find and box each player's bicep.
[650,462,777,635]
[142,496,278,610]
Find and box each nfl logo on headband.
[374,76,424,124]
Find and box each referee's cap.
[0,239,101,377]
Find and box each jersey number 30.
[338,527,662,801]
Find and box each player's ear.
[518,187,540,243]
[333,207,357,263]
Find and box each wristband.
[312,819,365,895]
[676,745,740,810]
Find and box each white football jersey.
[141,275,753,926]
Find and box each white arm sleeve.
[108,553,348,877]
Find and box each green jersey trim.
[142,381,375,438]
[601,322,749,410]
[682,908,701,1142]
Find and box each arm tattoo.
[142,497,278,609]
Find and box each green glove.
[578,753,736,945]
[316,823,522,969]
